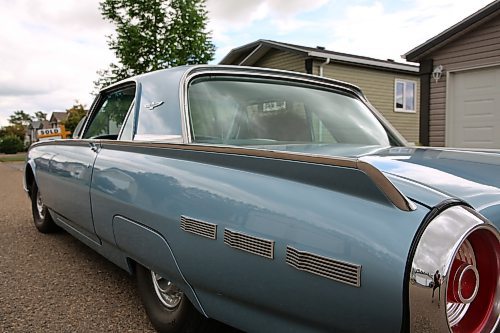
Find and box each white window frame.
[394,79,416,113]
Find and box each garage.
[403,1,500,148]
[447,65,500,149]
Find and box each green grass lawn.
[0,153,26,162]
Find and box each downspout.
[418,59,433,146]
[319,57,331,76]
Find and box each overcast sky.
[0,0,493,126]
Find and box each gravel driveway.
[0,162,237,333]
[0,162,155,332]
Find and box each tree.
[166,0,215,67]
[34,111,47,122]
[2,110,30,144]
[0,125,25,142]
[8,110,32,126]
[95,0,215,90]
[62,102,87,135]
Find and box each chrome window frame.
[179,67,408,146]
[118,82,141,141]
[81,82,137,140]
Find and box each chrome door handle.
[89,142,100,153]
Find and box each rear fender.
[112,215,206,316]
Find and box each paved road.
[0,162,237,333]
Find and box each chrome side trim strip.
[180,216,217,240]
[357,161,417,212]
[98,140,416,212]
[224,229,274,259]
[35,139,415,212]
[286,246,361,287]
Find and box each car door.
[47,85,135,244]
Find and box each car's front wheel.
[136,264,202,333]
[31,181,59,233]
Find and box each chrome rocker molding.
[286,246,361,287]
[180,215,217,240]
[409,205,500,332]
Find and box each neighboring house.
[50,111,68,128]
[404,0,500,149]
[220,40,420,144]
[26,120,51,145]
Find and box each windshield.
[188,76,391,147]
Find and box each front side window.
[83,86,135,139]
[394,79,416,112]
[188,77,391,147]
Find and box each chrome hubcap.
[36,190,45,219]
[151,271,183,309]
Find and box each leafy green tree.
[95,0,215,90]
[1,110,30,143]
[0,125,25,142]
[8,110,32,126]
[166,0,215,67]
[62,102,88,135]
[34,111,47,121]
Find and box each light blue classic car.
[24,65,499,333]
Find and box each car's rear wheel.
[136,264,202,333]
[31,182,59,233]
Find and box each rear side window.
[83,86,135,139]
[188,77,390,146]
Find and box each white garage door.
[447,65,500,149]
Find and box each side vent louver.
[286,246,361,287]
[180,216,217,239]
[224,229,274,259]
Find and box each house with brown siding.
[404,0,500,149]
[49,111,68,129]
[220,40,421,144]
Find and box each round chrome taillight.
[446,240,477,326]
[446,228,500,333]
[409,205,500,333]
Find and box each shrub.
[0,135,24,154]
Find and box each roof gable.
[404,0,500,61]
[220,39,418,74]
[29,120,51,129]
[49,112,68,123]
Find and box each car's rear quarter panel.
[89,142,428,332]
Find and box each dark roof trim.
[404,0,500,61]
[220,39,419,73]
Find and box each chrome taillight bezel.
[409,204,499,333]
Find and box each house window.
[394,79,416,112]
